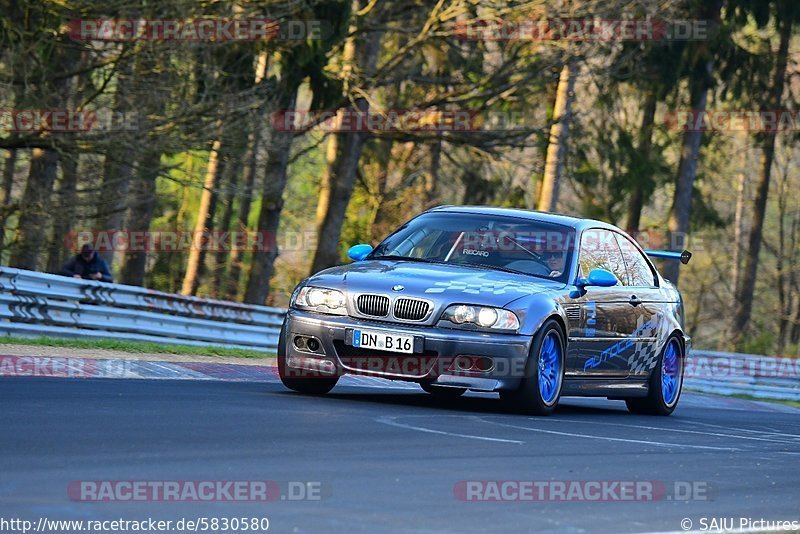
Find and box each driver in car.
[542,250,565,277]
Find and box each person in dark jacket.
[60,244,113,282]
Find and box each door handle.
[629,295,642,307]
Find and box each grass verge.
[725,393,800,408]
[0,336,274,359]
[685,388,800,408]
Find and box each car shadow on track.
[273,387,634,417]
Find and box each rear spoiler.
[645,249,692,265]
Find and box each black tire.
[500,319,565,416]
[420,382,467,398]
[625,335,684,416]
[277,323,338,395]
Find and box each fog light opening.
[293,335,323,354]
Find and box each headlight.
[291,286,347,315]
[441,305,519,331]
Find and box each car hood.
[306,259,563,307]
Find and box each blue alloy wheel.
[538,331,561,404]
[661,338,680,405]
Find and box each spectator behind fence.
[60,244,113,282]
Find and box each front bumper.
[282,309,533,391]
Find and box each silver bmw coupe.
[279,206,691,416]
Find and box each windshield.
[369,212,576,282]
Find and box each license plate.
[352,329,414,354]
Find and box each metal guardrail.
[684,350,800,402]
[0,267,286,351]
[0,266,797,400]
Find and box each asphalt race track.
[1,365,799,533]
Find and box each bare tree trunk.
[536,59,577,213]
[211,130,248,297]
[732,165,747,299]
[7,30,77,271]
[9,148,59,270]
[96,58,136,267]
[662,81,710,284]
[775,172,788,355]
[731,18,792,348]
[225,140,258,299]
[625,91,657,235]
[313,125,338,240]
[45,54,87,274]
[45,152,79,273]
[226,51,270,299]
[1,150,14,203]
[791,197,800,349]
[461,162,493,204]
[311,112,371,272]
[792,293,800,346]
[426,137,442,205]
[168,172,192,292]
[0,149,16,256]
[365,139,394,240]
[243,87,299,305]
[310,24,382,273]
[786,213,799,349]
[662,1,721,284]
[181,137,223,295]
[119,149,162,286]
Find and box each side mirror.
[577,268,619,288]
[347,244,373,261]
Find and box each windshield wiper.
[370,255,440,263]
[371,256,552,279]
[457,262,546,278]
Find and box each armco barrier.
[684,350,800,402]
[0,266,797,400]
[0,267,286,351]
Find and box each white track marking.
[339,375,418,389]
[375,415,524,444]
[342,376,396,389]
[147,361,199,378]
[476,417,741,451]
[539,418,800,446]
[679,420,800,440]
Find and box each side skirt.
[561,378,649,398]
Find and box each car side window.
[578,229,629,285]
[614,233,657,287]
